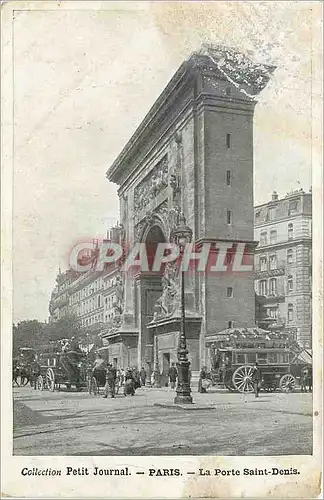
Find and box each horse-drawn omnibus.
[35,341,90,392]
[206,327,312,393]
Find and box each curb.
[153,403,216,411]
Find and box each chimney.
[110,227,119,243]
[272,191,278,201]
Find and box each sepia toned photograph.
[1,1,322,498]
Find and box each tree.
[44,313,84,343]
[12,320,46,356]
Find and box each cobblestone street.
[13,386,313,456]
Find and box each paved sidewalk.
[13,386,313,456]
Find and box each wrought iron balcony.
[255,260,285,278]
[257,293,285,303]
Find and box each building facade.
[254,189,312,347]
[105,46,274,379]
[48,228,122,342]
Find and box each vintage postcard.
[1,1,323,498]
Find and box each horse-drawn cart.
[206,327,312,393]
[35,342,90,392]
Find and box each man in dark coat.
[139,367,147,387]
[301,367,309,393]
[103,363,117,398]
[251,362,262,398]
[198,366,208,393]
[168,362,178,389]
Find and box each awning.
[291,349,312,365]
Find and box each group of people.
[92,354,148,398]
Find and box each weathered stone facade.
[106,46,274,378]
[254,189,312,347]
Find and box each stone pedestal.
[147,313,202,392]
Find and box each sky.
[10,2,319,323]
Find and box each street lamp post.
[171,214,193,404]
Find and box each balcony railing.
[255,260,285,278]
[257,293,285,303]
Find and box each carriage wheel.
[279,374,296,393]
[46,368,55,392]
[36,375,44,391]
[232,365,254,393]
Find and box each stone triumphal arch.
[105,45,274,381]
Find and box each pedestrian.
[131,366,140,389]
[30,358,41,390]
[198,366,208,393]
[124,368,136,396]
[168,362,178,389]
[117,368,125,387]
[223,353,232,385]
[103,363,117,398]
[251,362,262,398]
[140,366,147,387]
[308,366,313,392]
[301,367,308,393]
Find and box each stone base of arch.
[147,314,202,388]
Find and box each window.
[260,232,267,246]
[288,200,299,216]
[268,353,278,364]
[227,287,233,298]
[267,207,276,221]
[267,307,278,319]
[269,254,277,270]
[247,353,257,363]
[288,223,293,240]
[287,275,293,292]
[256,353,267,364]
[226,133,231,148]
[287,249,293,264]
[288,303,294,322]
[260,256,267,271]
[226,170,231,186]
[278,353,289,364]
[236,354,246,364]
[259,280,267,296]
[269,278,277,295]
[227,210,232,225]
[228,320,234,328]
[270,230,277,244]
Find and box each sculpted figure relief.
[153,262,180,321]
[113,274,124,321]
[134,156,168,214]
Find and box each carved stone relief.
[134,155,168,215]
[152,261,181,321]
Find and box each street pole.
[173,216,193,404]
